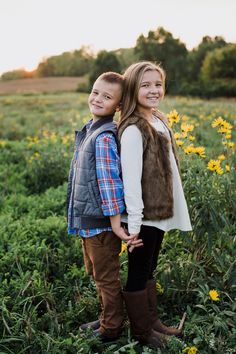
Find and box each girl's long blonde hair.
[119,61,166,127]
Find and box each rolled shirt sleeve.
[95,132,125,216]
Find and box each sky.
[0,0,235,75]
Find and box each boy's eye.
[104,95,111,99]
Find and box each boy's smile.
[88,78,122,120]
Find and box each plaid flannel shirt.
[68,121,125,237]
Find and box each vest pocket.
[88,182,100,209]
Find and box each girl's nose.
[150,85,158,93]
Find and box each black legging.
[125,225,164,292]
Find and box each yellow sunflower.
[207,159,221,171]
[209,289,220,301]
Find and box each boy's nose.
[94,95,102,102]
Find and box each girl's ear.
[116,102,122,112]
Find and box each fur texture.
[118,113,179,220]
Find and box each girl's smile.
[137,70,164,117]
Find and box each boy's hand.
[127,234,142,253]
[109,215,143,251]
[112,227,143,251]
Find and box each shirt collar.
[88,115,114,133]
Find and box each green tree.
[37,57,57,77]
[197,44,236,97]
[1,69,35,80]
[89,50,121,88]
[112,47,138,73]
[68,46,95,76]
[37,46,94,77]
[201,44,236,80]
[187,36,227,81]
[135,27,188,92]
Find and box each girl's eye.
[141,84,149,88]
[104,95,111,99]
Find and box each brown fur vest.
[118,113,179,220]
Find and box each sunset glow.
[0,0,235,75]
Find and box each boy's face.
[88,78,122,119]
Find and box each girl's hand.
[127,234,143,253]
[113,227,143,249]
[109,216,143,250]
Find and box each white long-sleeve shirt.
[120,117,192,235]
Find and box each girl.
[118,61,192,348]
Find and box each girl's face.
[137,70,164,115]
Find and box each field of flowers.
[0,92,235,354]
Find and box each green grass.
[0,93,235,354]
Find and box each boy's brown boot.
[79,319,100,331]
[80,290,102,331]
[146,279,182,336]
[123,289,167,348]
[92,327,121,343]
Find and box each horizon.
[0,0,235,75]
[0,32,234,76]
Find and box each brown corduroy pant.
[82,231,123,338]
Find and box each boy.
[67,72,140,342]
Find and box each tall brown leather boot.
[123,289,167,348]
[147,279,182,336]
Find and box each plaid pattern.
[68,122,125,237]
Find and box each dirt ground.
[0,77,83,94]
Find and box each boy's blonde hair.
[97,72,124,88]
[119,61,165,126]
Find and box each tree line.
[2,27,236,97]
